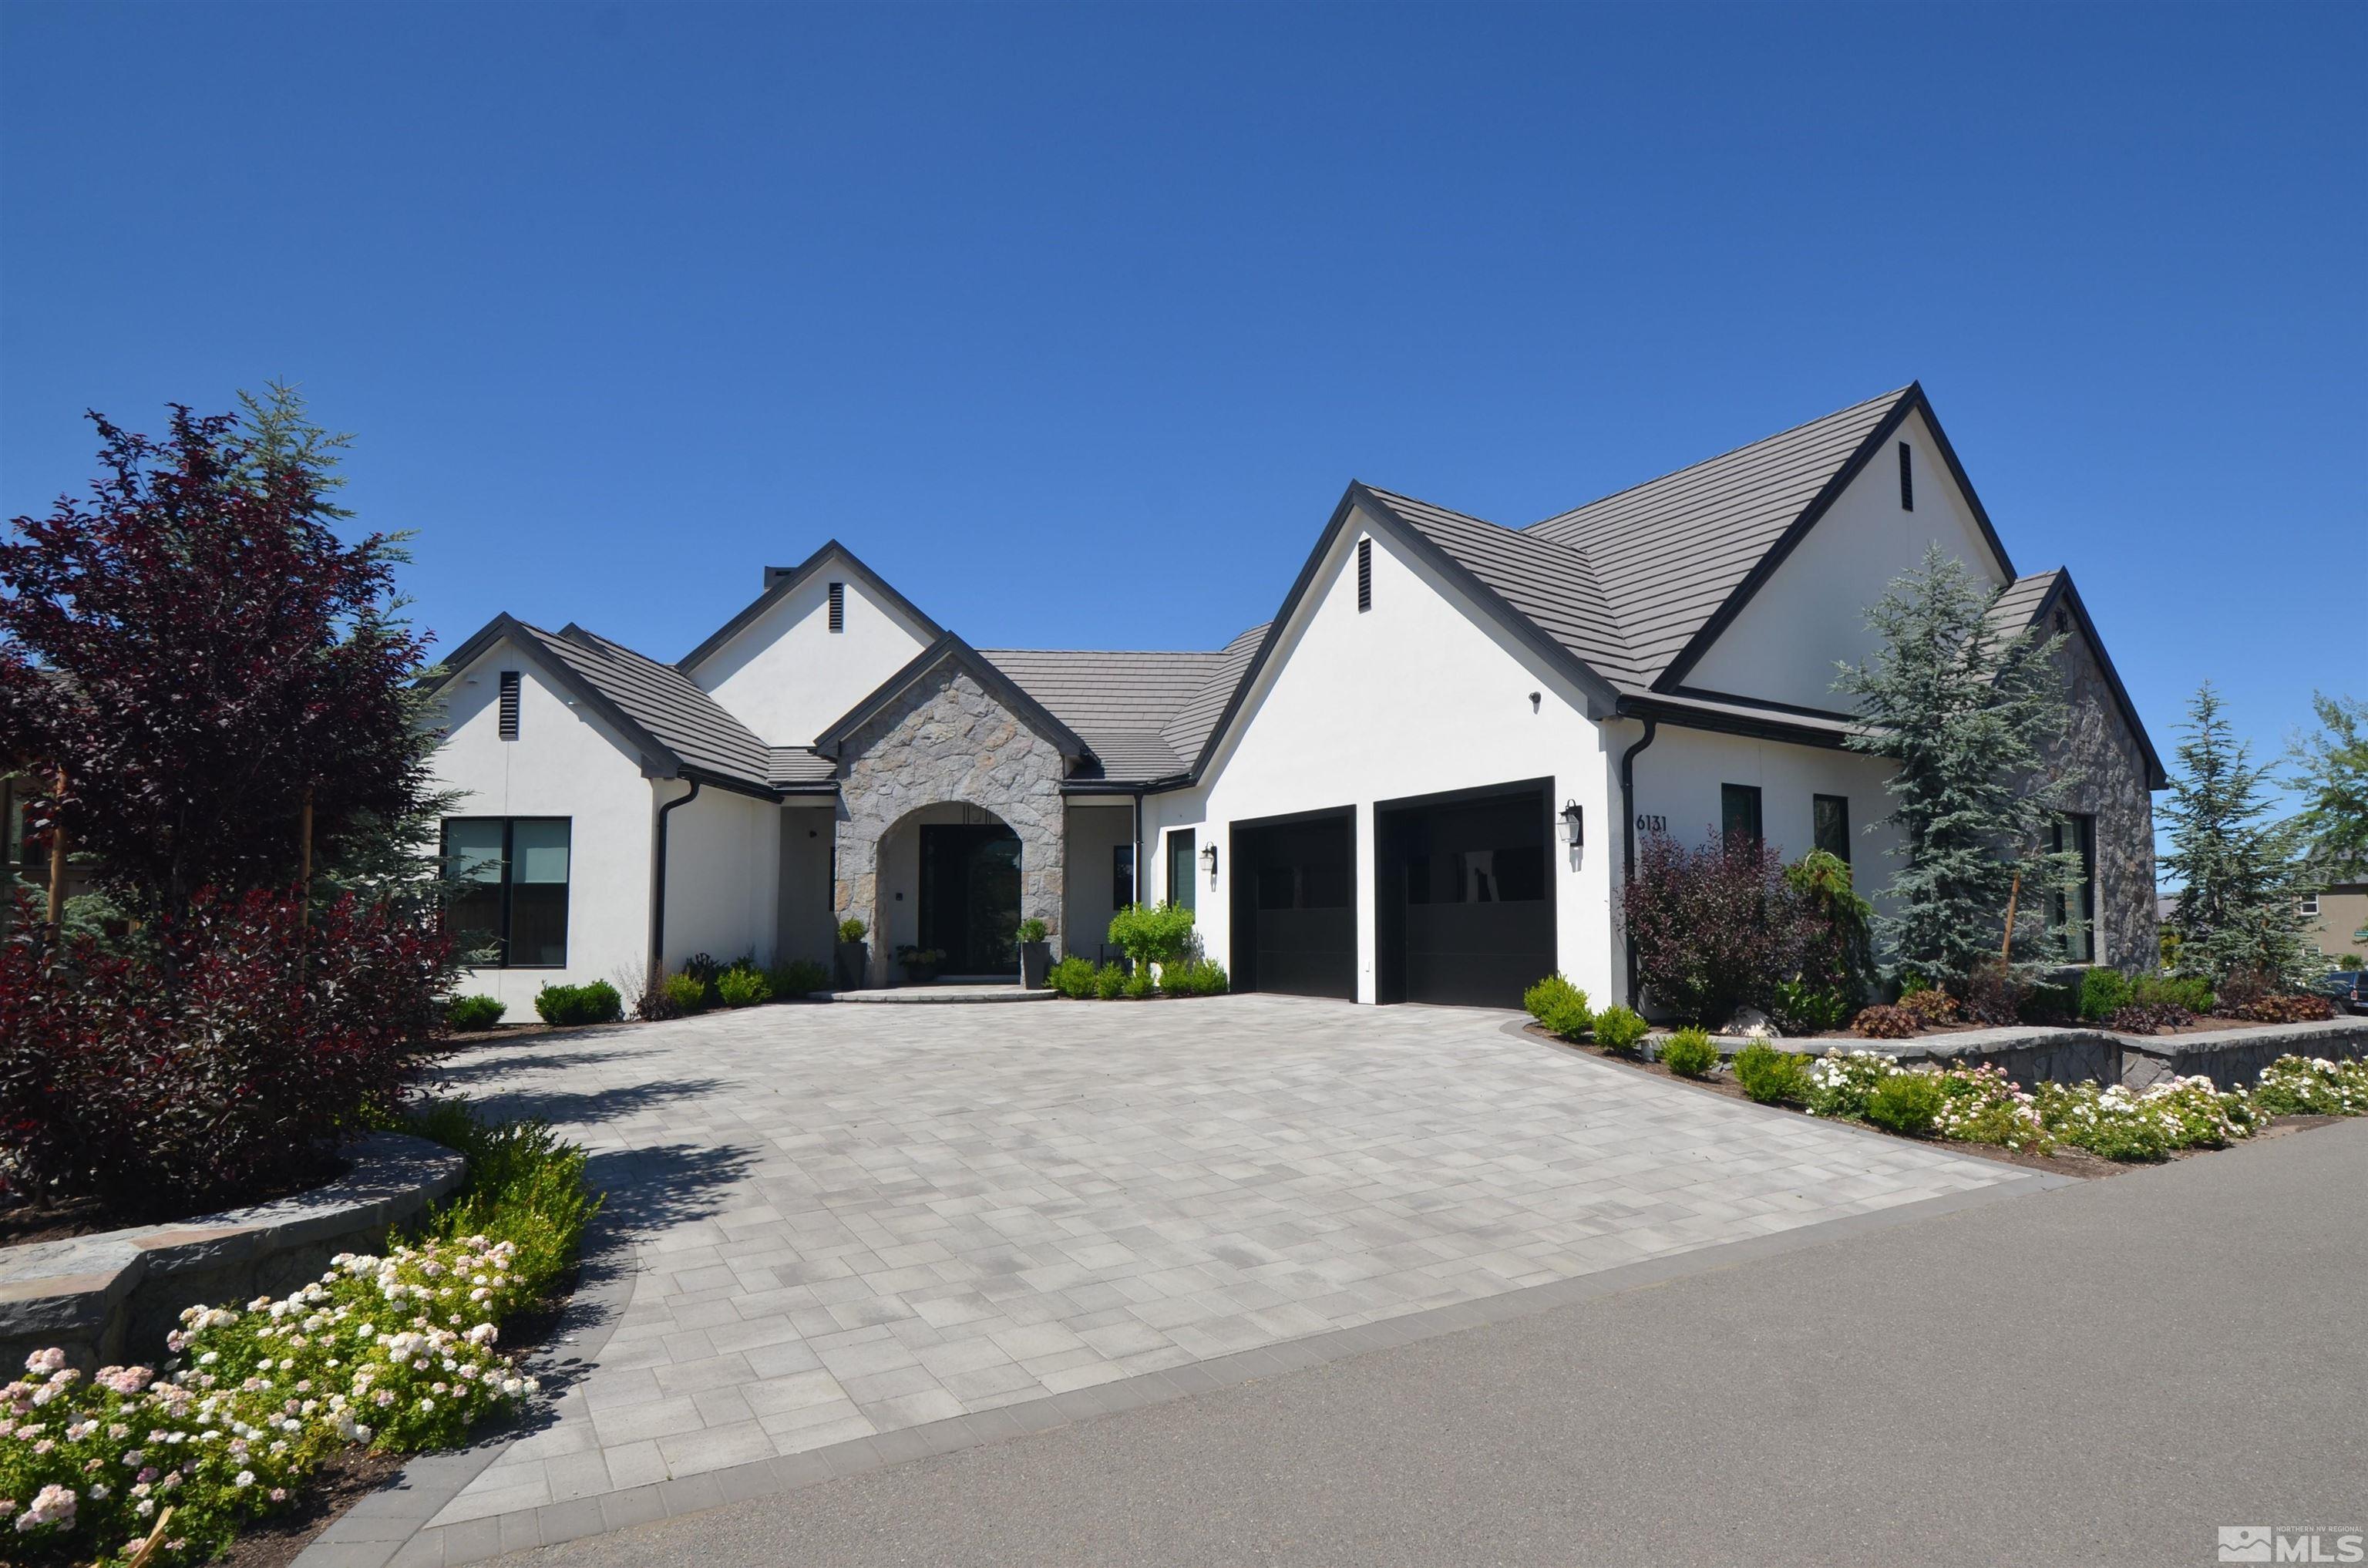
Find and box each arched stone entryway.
[833,661,1066,985]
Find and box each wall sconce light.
[1202,843,1219,879]
[1559,799,1583,847]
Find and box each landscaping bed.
[0,1102,599,1567]
[1521,1014,2368,1173]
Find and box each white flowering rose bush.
[2031,1076,2259,1162]
[2252,1055,2368,1116]
[0,1234,545,1565]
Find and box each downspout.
[1619,718,1658,1009]
[650,776,701,979]
[1132,789,1145,961]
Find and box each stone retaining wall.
[0,1133,466,1372]
[1689,1016,2368,1091]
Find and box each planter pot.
[1018,940,1052,989]
[903,959,941,985]
[834,940,868,990]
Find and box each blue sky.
[3,2,2361,784]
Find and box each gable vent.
[1356,537,1372,613]
[827,581,846,632]
[497,671,521,739]
[1898,442,1914,511]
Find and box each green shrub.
[1864,1071,1946,1136]
[1092,962,1128,1000]
[1017,917,1048,944]
[534,980,624,1027]
[1122,967,1156,1000]
[1047,954,1098,998]
[447,994,507,1031]
[836,917,867,944]
[662,971,711,1014]
[410,1100,603,1297]
[2134,974,2215,1013]
[1164,957,1229,997]
[1522,974,1594,1040]
[768,958,829,998]
[1107,902,1197,968]
[1658,1027,1720,1078]
[1593,1004,1649,1055]
[1733,1041,1813,1105]
[717,967,773,1007]
[2078,967,2134,1022]
[1773,977,1854,1034]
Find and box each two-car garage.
[1226,779,1556,1010]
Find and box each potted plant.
[835,918,869,989]
[896,945,945,984]
[1016,917,1053,988]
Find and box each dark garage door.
[1377,782,1554,1008]
[1229,811,1356,1000]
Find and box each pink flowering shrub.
[0,1235,540,1565]
[0,889,449,1215]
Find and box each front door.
[919,823,1022,977]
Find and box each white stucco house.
[425,384,2164,1018]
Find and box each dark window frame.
[1898,441,1914,511]
[1812,793,1851,864]
[1720,783,1764,855]
[2049,813,2098,964]
[1112,842,1135,909]
[1166,828,1198,912]
[1356,537,1373,613]
[441,816,572,968]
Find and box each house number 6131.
[1633,813,1667,834]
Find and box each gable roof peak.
[681,537,946,674]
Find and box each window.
[1720,784,1763,854]
[442,818,571,967]
[827,582,846,632]
[2050,813,2097,964]
[1813,794,1851,864]
[1166,829,1197,911]
[1898,442,1913,511]
[2299,893,2321,917]
[1356,537,1372,612]
[1112,843,1134,909]
[497,671,521,740]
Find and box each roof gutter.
[650,777,701,979]
[1619,718,1658,1010]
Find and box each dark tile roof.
[767,746,838,789]
[1525,387,1912,685]
[1162,622,1267,765]
[521,623,775,791]
[979,644,1248,785]
[1357,486,1646,692]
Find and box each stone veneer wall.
[2042,617,2159,971]
[833,663,1067,984]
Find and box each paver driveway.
[325,994,2042,1566]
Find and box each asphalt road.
[499,1119,2368,1568]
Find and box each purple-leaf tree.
[0,404,429,920]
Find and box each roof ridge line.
[1525,384,1914,531]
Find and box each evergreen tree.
[2161,682,2312,988]
[2287,691,2368,884]
[233,383,462,914]
[1835,546,2081,991]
